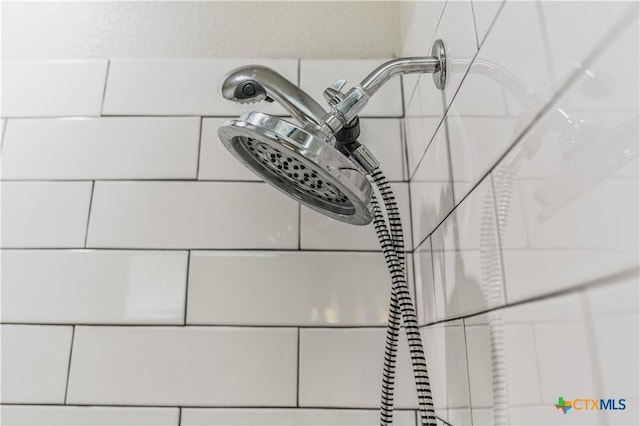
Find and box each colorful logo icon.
[555,396,572,414]
[554,396,627,413]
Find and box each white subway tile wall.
[66,327,298,406]
[86,181,299,249]
[1,60,108,117]
[1,182,93,248]
[102,59,298,116]
[1,406,180,426]
[186,251,409,326]
[407,1,639,425]
[2,2,638,424]
[1,250,188,324]
[0,54,431,425]
[2,118,201,180]
[181,408,418,426]
[298,328,418,409]
[1,325,73,404]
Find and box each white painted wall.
[1,1,401,59]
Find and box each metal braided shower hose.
[369,169,437,426]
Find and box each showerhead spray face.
[218,111,374,225]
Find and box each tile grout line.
[1,247,414,253]
[469,0,481,50]
[0,178,410,184]
[400,119,411,183]
[0,402,423,412]
[296,327,301,407]
[297,204,302,250]
[429,237,438,323]
[441,88,457,213]
[476,0,506,50]
[438,415,455,426]
[528,320,546,406]
[403,73,422,111]
[5,244,628,253]
[406,181,420,320]
[0,119,8,151]
[579,287,607,425]
[0,322,395,329]
[178,407,182,426]
[195,117,204,179]
[399,71,406,119]
[461,318,475,425]
[435,0,449,35]
[99,60,111,116]
[0,114,406,120]
[408,115,447,183]
[410,244,419,323]
[420,265,639,328]
[83,181,96,248]
[63,325,76,404]
[183,251,191,325]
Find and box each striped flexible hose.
[370,169,404,426]
[370,168,437,426]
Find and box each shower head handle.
[221,65,327,126]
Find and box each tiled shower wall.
[1,58,425,424]
[404,1,639,426]
[2,2,639,426]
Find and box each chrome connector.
[324,39,447,133]
[323,79,347,107]
[351,144,380,173]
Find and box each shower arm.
[320,39,446,136]
[361,56,441,95]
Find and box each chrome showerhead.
[218,111,374,225]
[218,41,447,226]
